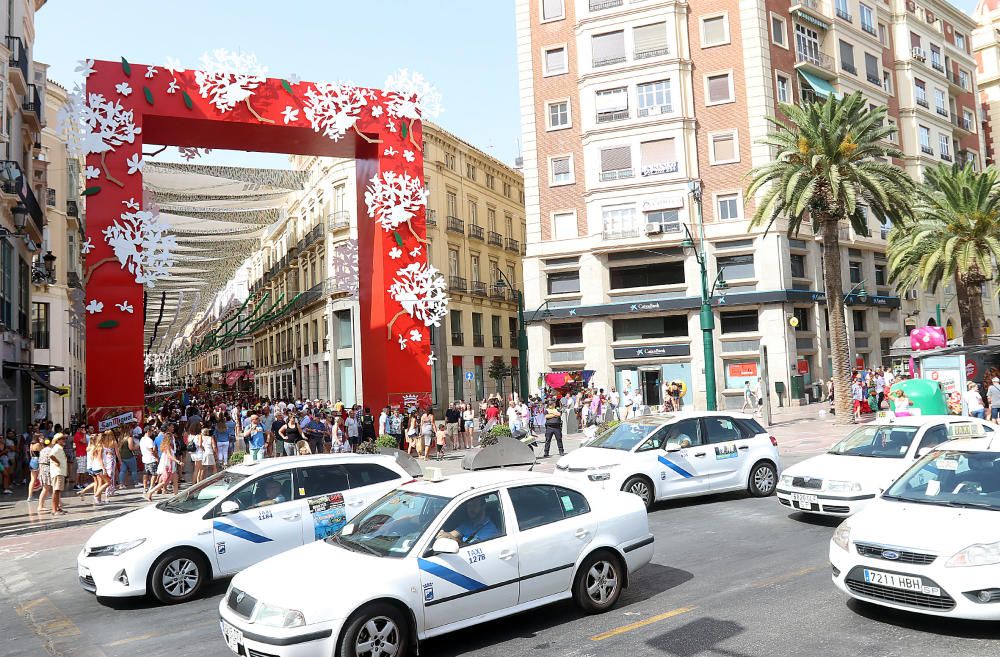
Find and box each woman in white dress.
[200,428,217,478]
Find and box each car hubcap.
[755,467,775,493]
[586,560,618,605]
[629,481,650,504]
[162,558,198,597]
[356,616,400,657]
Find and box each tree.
[488,359,512,398]
[887,163,1000,346]
[746,92,914,423]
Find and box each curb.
[0,506,137,539]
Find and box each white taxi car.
[78,454,413,603]
[555,412,781,509]
[778,416,993,517]
[830,426,1000,620]
[218,471,654,657]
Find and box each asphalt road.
[2,433,998,657]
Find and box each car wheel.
[339,602,409,657]
[748,461,777,497]
[150,548,207,604]
[622,475,654,510]
[573,551,624,614]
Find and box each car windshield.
[587,423,661,451]
[157,470,249,514]
[327,490,450,558]
[827,425,918,458]
[884,450,1000,511]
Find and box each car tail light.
[770,435,778,447]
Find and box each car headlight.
[946,541,1000,568]
[253,602,307,628]
[780,475,793,487]
[825,480,862,493]
[832,522,851,551]
[84,538,146,557]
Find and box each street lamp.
[494,270,529,399]
[684,180,722,411]
[0,202,30,238]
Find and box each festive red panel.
[75,58,440,427]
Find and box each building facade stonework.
[517,0,986,410]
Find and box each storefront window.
[724,360,760,390]
[613,315,687,340]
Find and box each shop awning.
[795,12,830,31]
[4,362,65,394]
[798,71,837,98]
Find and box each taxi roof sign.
[875,411,896,424]
[947,422,987,439]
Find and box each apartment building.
[974,0,1000,162]
[0,0,51,431]
[249,122,525,406]
[516,0,985,410]
[30,80,85,426]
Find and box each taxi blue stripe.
[213,521,273,544]
[657,455,693,479]
[417,558,486,591]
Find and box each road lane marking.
[105,633,158,647]
[750,565,821,589]
[590,606,695,641]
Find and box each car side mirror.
[219,500,240,515]
[664,442,681,453]
[431,537,460,555]
[341,523,355,537]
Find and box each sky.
[35,0,521,169]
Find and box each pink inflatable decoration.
[910,325,947,351]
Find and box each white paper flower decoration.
[55,85,141,186]
[84,165,100,179]
[75,59,96,78]
[115,82,132,97]
[164,56,185,76]
[383,69,444,121]
[167,80,179,94]
[386,262,448,337]
[371,104,383,118]
[81,238,94,254]
[403,150,415,163]
[281,106,299,124]
[398,335,408,350]
[409,329,423,343]
[195,49,271,122]
[102,208,176,287]
[388,247,403,260]
[86,299,104,314]
[123,197,140,210]
[302,81,370,142]
[115,300,134,314]
[364,171,428,241]
[427,352,437,366]
[409,245,422,257]
[385,119,397,133]
[383,146,397,157]
[145,65,158,79]
[288,73,302,85]
[126,153,144,175]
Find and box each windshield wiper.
[333,534,382,556]
[943,501,1000,511]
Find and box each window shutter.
[839,40,854,67]
[592,31,625,62]
[633,23,667,55]
[600,146,631,172]
[707,74,731,103]
[703,16,727,44]
[910,31,921,48]
[542,0,563,20]
[552,157,571,176]
[712,133,736,161]
[865,54,879,79]
[640,139,675,167]
[595,87,628,112]
[545,48,565,72]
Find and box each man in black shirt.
[444,404,461,451]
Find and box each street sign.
[58,386,71,398]
[465,371,474,381]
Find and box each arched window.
[927,317,937,326]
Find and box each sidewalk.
[0,405,850,539]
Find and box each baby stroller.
[511,427,539,452]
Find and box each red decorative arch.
[80,59,436,427]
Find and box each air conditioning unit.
[645,222,663,234]
[912,47,926,62]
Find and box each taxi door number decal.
[466,547,486,564]
[715,444,738,460]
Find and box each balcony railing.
[451,332,464,346]
[592,53,627,68]
[862,22,878,37]
[637,104,670,118]
[509,333,518,348]
[505,237,520,253]
[473,334,485,348]
[641,161,678,176]
[488,231,503,247]
[795,49,835,72]
[490,285,507,300]
[446,215,464,234]
[600,168,633,182]
[66,200,79,217]
[951,114,973,132]
[635,46,668,60]
[426,208,437,226]
[866,73,881,86]
[841,63,857,75]
[931,60,945,73]
[596,109,629,124]
[469,224,484,240]
[941,152,953,162]
[602,224,643,240]
[6,36,27,85]
[936,106,949,117]
[916,96,929,108]
[328,210,350,231]
[921,145,934,155]
[449,275,467,292]
[590,0,622,10]
[67,271,81,289]
[22,84,41,124]
[492,335,502,348]
[470,281,487,296]
[835,8,851,21]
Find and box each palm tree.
[887,163,1000,347]
[747,92,914,422]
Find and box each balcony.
[920,145,934,155]
[67,271,81,289]
[451,332,464,346]
[866,73,881,86]
[835,8,851,22]
[492,335,502,348]
[596,109,629,124]
[861,22,878,37]
[446,215,464,234]
[66,200,79,217]
[795,49,836,80]
[449,275,467,293]
[635,46,668,60]
[299,223,323,251]
[506,237,520,253]
[947,71,967,94]
[426,208,437,226]
[931,60,945,74]
[470,281,487,297]
[600,168,634,182]
[637,104,670,118]
[490,285,507,300]
[473,334,485,348]
[911,47,927,63]
[6,36,27,94]
[841,63,857,76]
[589,0,622,10]
[509,333,518,348]
[941,152,953,162]
[468,224,484,241]
[488,231,503,247]
[592,53,626,68]
[951,113,974,133]
[22,84,41,130]
[790,0,828,27]
[915,96,929,109]
[328,210,350,232]
[642,161,679,177]
[602,224,643,240]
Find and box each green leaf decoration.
[97,320,119,329]
[393,231,403,247]
[401,122,408,139]
[121,57,131,77]
[81,186,101,196]
[143,86,154,105]
[281,79,294,96]
[182,90,193,110]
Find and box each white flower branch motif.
[409,329,423,343]
[115,300,134,314]
[86,299,104,314]
[84,165,100,179]
[388,247,403,260]
[126,153,144,175]
[385,262,448,338]
[123,197,140,210]
[403,150,415,163]
[364,171,429,243]
[145,65,158,79]
[383,69,443,146]
[55,86,142,187]
[81,238,94,255]
[281,106,299,124]
[75,59,96,78]
[167,80,179,94]
[370,104,383,118]
[164,56,185,76]
[194,49,273,123]
[398,335,408,351]
[97,208,176,287]
[115,82,132,97]
[302,81,377,144]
